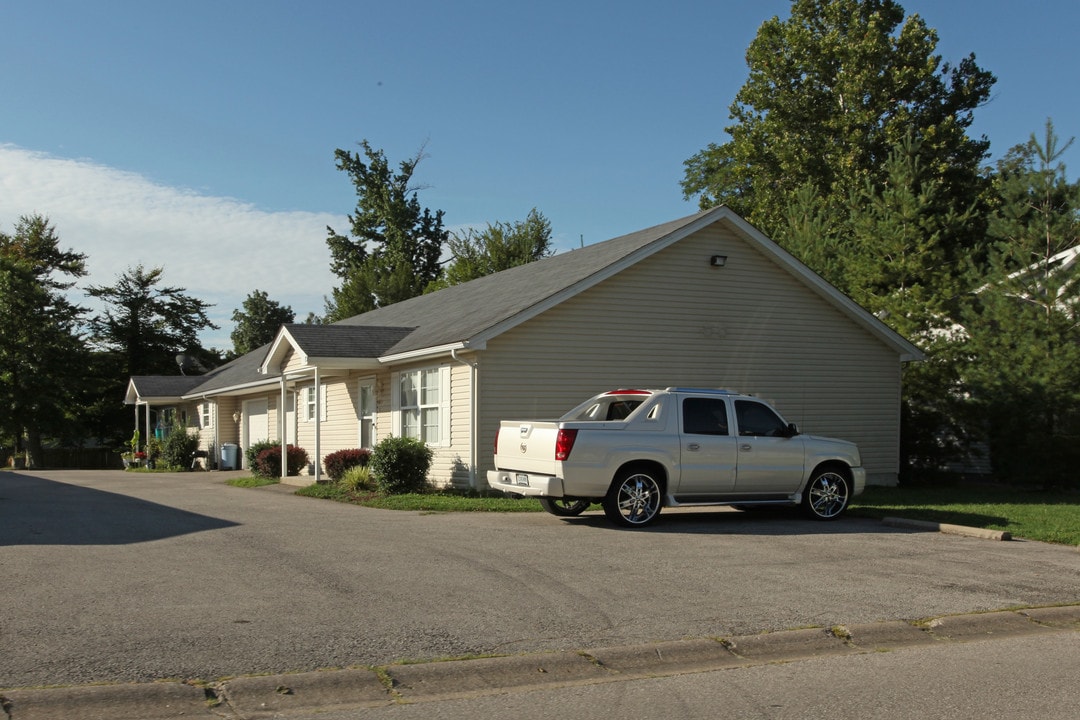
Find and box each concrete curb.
[882,516,1013,541]
[3,607,1078,719]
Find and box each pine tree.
[324,141,448,321]
[0,215,88,466]
[958,120,1080,487]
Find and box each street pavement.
[2,469,1078,718]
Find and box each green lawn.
[232,476,1080,546]
[851,485,1080,546]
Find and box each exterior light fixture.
[710,255,728,267]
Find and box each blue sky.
[2,0,1077,349]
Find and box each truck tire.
[539,498,592,516]
[801,467,851,520]
[603,468,663,527]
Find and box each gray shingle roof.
[282,324,416,359]
[335,209,715,355]
[128,209,719,402]
[128,375,205,398]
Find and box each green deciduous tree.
[427,208,553,291]
[958,121,1080,488]
[0,215,88,466]
[230,289,295,357]
[682,0,995,257]
[324,141,448,321]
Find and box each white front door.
[243,398,269,468]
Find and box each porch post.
[280,377,287,482]
[314,366,321,483]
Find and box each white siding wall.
[478,223,903,485]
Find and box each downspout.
[450,348,478,488]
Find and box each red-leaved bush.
[254,444,309,478]
[324,448,372,482]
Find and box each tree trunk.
[24,429,45,469]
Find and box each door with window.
[674,396,737,496]
[733,399,805,493]
[358,379,376,450]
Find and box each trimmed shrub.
[160,427,200,471]
[245,439,278,470]
[253,444,309,478]
[324,448,372,482]
[369,436,433,495]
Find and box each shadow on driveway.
[0,472,238,546]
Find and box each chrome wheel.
[802,470,850,520]
[603,470,663,527]
[539,497,592,517]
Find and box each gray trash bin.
[221,443,239,471]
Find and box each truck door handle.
[687,443,700,451]
[740,444,753,452]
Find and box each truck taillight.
[555,429,578,461]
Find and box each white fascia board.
[128,395,186,405]
[181,377,279,401]
[304,357,383,371]
[260,327,305,375]
[378,342,469,365]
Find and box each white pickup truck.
[487,387,866,527]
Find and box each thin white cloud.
[0,145,343,349]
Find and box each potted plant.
[122,430,143,468]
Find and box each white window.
[394,366,450,446]
[358,380,376,449]
[201,402,213,429]
[304,384,328,422]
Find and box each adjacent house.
[125,206,923,486]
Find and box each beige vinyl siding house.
[125,206,920,487]
[475,221,904,484]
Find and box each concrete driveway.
[2,469,1078,688]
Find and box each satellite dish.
[175,353,210,375]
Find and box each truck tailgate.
[494,421,560,475]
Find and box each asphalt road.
[2,469,1079,689]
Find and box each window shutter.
[390,371,401,435]
[439,365,451,447]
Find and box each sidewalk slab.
[588,638,741,676]
[924,610,1054,641]
[1019,605,1080,629]
[221,668,390,717]
[843,620,937,650]
[0,682,210,720]
[723,627,853,661]
[387,651,608,701]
